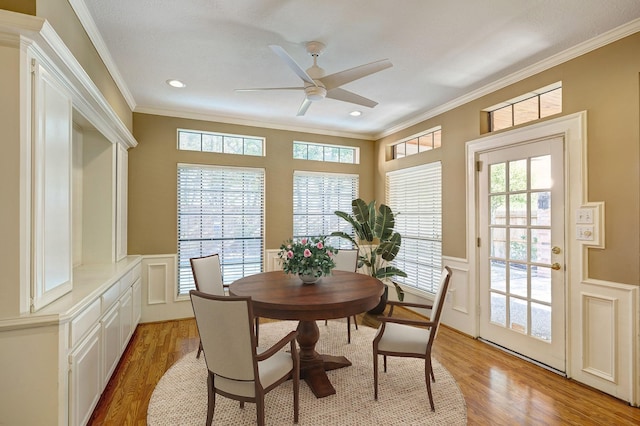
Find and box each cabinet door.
[115,144,128,261]
[101,303,120,386]
[32,61,73,311]
[69,323,101,426]
[119,288,133,351]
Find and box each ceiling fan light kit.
[236,41,392,116]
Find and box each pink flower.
[328,251,333,257]
[287,244,292,249]
[316,241,324,249]
[287,250,294,259]
[303,249,312,258]
[301,238,307,244]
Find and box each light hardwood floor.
[89,308,640,425]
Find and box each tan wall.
[0,0,134,131]
[129,113,375,255]
[375,32,640,285]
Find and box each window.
[178,129,264,156]
[487,83,562,132]
[392,128,441,159]
[293,141,359,164]
[177,164,264,295]
[293,171,358,249]
[386,162,442,294]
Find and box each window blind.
[386,162,442,294]
[177,164,264,295]
[293,171,358,249]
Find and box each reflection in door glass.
[490,195,506,224]
[531,302,551,341]
[490,163,506,193]
[531,229,551,263]
[490,228,506,258]
[531,266,552,303]
[531,192,551,226]
[509,193,527,225]
[509,297,528,334]
[490,293,506,326]
[509,159,527,191]
[509,262,528,298]
[490,260,506,292]
[530,155,551,189]
[509,228,527,261]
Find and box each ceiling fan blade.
[320,59,392,90]
[235,87,304,92]
[297,98,312,116]
[326,87,378,108]
[269,45,318,87]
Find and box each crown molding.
[0,10,138,148]
[134,106,375,141]
[375,18,640,140]
[68,0,137,111]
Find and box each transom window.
[486,82,562,132]
[178,129,264,156]
[293,171,358,249]
[386,162,442,294]
[293,141,359,164]
[177,164,265,296]
[392,128,441,159]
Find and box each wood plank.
[89,309,640,425]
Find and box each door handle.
[551,262,561,271]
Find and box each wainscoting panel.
[581,293,617,382]
[146,262,168,305]
[570,280,638,405]
[140,255,193,323]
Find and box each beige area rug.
[148,321,467,425]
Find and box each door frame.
[466,111,587,378]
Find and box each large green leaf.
[377,233,401,261]
[360,220,373,242]
[367,200,376,238]
[374,203,395,241]
[334,211,367,242]
[352,198,369,223]
[330,231,358,248]
[374,266,408,279]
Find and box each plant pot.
[299,273,321,284]
[367,285,389,315]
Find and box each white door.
[478,136,566,372]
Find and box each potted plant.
[277,236,338,283]
[331,199,407,312]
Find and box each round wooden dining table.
[229,270,384,398]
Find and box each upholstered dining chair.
[372,266,452,411]
[189,290,300,426]
[325,249,360,343]
[190,254,260,357]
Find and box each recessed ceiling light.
[349,110,362,117]
[166,79,186,88]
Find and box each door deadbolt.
[552,246,561,254]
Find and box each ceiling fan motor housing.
[305,85,327,101]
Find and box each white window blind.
[293,171,358,249]
[386,162,442,294]
[177,164,264,295]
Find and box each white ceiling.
[75,0,640,139]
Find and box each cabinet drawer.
[70,298,101,348]
[101,281,120,313]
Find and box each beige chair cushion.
[376,322,431,355]
[215,351,294,397]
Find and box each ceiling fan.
[236,41,393,116]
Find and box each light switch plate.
[576,208,594,224]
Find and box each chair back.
[333,249,359,272]
[190,254,225,295]
[428,266,453,342]
[190,290,257,381]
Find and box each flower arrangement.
[278,236,338,278]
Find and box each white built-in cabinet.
[0,13,140,426]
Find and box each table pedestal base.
[297,320,352,398]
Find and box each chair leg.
[347,316,351,343]
[257,397,265,426]
[383,355,387,372]
[197,340,203,359]
[255,317,260,344]
[373,352,379,400]
[425,359,435,411]
[353,315,358,330]
[206,373,215,425]
[430,363,436,382]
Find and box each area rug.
[148,321,467,425]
